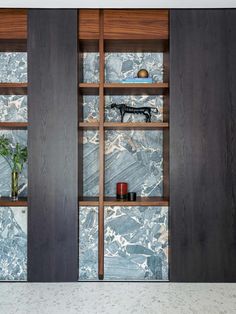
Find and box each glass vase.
[11,171,19,201]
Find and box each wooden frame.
[78,9,169,280]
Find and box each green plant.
[0,135,27,173]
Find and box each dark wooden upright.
[28,10,78,281]
[170,10,236,281]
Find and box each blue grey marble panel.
[104,206,168,281]
[79,206,98,280]
[0,96,27,122]
[105,53,163,83]
[105,95,163,122]
[83,131,99,197]
[0,207,27,281]
[105,130,163,197]
[83,96,99,122]
[82,53,99,83]
[0,53,27,83]
[0,130,27,197]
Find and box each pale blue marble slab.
[79,207,98,280]
[0,130,27,198]
[105,95,163,122]
[0,96,27,122]
[81,52,163,84]
[105,53,163,83]
[0,53,27,83]
[82,53,99,83]
[83,96,99,122]
[0,207,27,281]
[83,131,99,197]
[105,130,163,197]
[104,206,168,281]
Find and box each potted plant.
[0,135,27,201]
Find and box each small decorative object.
[11,171,19,201]
[122,77,153,83]
[137,69,149,78]
[128,192,136,201]
[116,182,128,200]
[0,135,27,201]
[111,103,158,123]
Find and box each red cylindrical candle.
[116,182,128,200]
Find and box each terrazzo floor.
[0,282,236,314]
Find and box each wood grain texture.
[0,9,27,39]
[104,10,169,39]
[0,83,27,95]
[0,122,28,129]
[170,9,236,282]
[98,9,105,280]
[28,10,78,282]
[104,197,169,207]
[0,39,27,52]
[78,9,99,39]
[104,83,168,96]
[0,197,27,207]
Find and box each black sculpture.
[111,103,158,123]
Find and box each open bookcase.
[78,10,169,280]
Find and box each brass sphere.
[137,69,149,78]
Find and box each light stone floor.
[0,282,236,314]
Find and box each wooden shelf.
[79,83,168,96]
[0,39,27,52]
[0,83,27,95]
[79,197,99,206]
[79,83,99,95]
[0,122,28,129]
[78,197,169,207]
[0,197,27,207]
[79,122,168,129]
[79,122,99,129]
[104,83,168,95]
[104,122,169,129]
[104,196,169,206]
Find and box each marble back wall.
[105,130,163,197]
[104,206,168,280]
[0,207,27,281]
[0,53,27,83]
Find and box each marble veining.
[83,96,99,122]
[104,206,168,280]
[0,96,27,122]
[105,130,163,197]
[105,52,163,83]
[0,207,27,281]
[81,53,99,83]
[79,207,98,280]
[83,131,99,197]
[0,130,27,198]
[105,95,163,122]
[0,53,27,83]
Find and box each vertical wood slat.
[28,10,78,282]
[98,9,105,280]
[170,9,236,282]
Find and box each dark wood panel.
[78,9,99,39]
[28,10,78,282]
[104,10,169,39]
[0,9,27,39]
[170,9,236,282]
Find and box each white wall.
[0,0,236,8]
